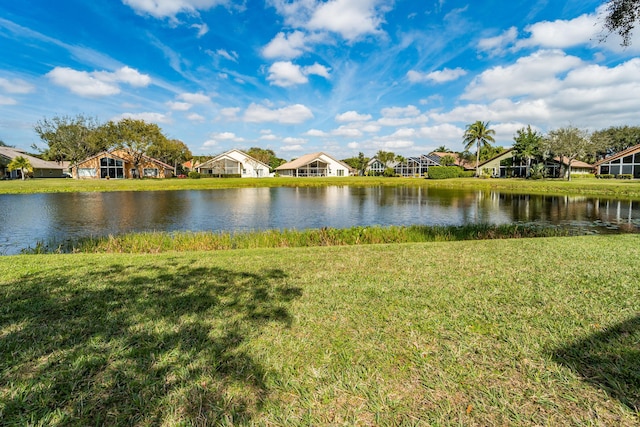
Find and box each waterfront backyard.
[1,235,639,425]
[0,178,639,424]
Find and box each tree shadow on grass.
[0,258,301,425]
[552,315,640,412]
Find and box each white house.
[197,149,271,177]
[275,152,353,177]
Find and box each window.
[100,157,124,179]
[337,169,344,176]
[623,154,633,163]
[78,168,97,177]
[143,168,159,177]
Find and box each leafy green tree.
[591,125,640,160]
[244,147,285,171]
[147,138,192,169]
[513,125,543,177]
[113,119,168,178]
[463,121,496,177]
[479,145,504,162]
[375,150,396,168]
[8,156,33,180]
[601,0,640,46]
[342,152,369,176]
[33,115,108,165]
[543,126,603,181]
[434,145,452,153]
[440,155,456,166]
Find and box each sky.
[1,0,640,159]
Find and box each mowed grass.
[3,176,640,199]
[1,235,639,425]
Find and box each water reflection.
[0,187,638,254]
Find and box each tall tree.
[113,119,168,178]
[463,120,496,177]
[375,150,396,168]
[33,115,107,165]
[341,152,369,176]
[601,0,640,46]
[7,156,33,180]
[543,126,603,181]
[591,125,640,159]
[512,125,543,177]
[434,145,452,153]
[244,147,285,170]
[147,138,192,169]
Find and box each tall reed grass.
[30,224,575,254]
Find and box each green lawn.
[2,176,640,199]
[1,235,639,425]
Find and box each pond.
[1,186,639,254]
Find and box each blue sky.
[1,0,639,159]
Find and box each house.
[196,149,270,177]
[548,157,594,178]
[365,157,392,175]
[0,146,68,179]
[594,143,640,178]
[394,155,440,177]
[275,152,353,177]
[72,149,174,179]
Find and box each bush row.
[428,166,467,179]
[596,174,634,179]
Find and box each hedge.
[428,166,464,179]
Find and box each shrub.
[597,174,614,179]
[188,171,201,179]
[428,166,463,179]
[459,171,476,178]
[616,174,633,180]
[383,167,396,177]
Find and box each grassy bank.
[2,176,640,199]
[31,224,575,254]
[1,235,639,425]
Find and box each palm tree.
[7,156,33,180]
[463,121,496,177]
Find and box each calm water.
[1,186,639,254]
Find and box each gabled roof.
[74,149,174,170]
[593,143,640,167]
[478,148,514,167]
[276,152,352,171]
[0,146,66,170]
[552,156,593,169]
[198,149,269,169]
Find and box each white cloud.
[407,67,467,84]
[280,144,304,152]
[202,139,218,147]
[260,134,278,140]
[262,31,307,59]
[187,113,205,122]
[347,142,360,149]
[211,131,244,142]
[283,136,307,144]
[332,126,363,137]
[216,49,238,62]
[516,13,598,50]
[122,0,230,19]
[46,66,150,97]
[477,26,518,55]
[191,23,209,37]
[304,63,331,78]
[381,105,421,118]
[243,103,314,124]
[462,50,583,101]
[267,61,308,87]
[0,95,17,105]
[305,129,329,137]
[335,111,372,122]
[167,101,192,111]
[218,107,240,120]
[178,92,211,103]
[267,61,330,87]
[417,124,465,142]
[114,112,172,124]
[0,77,35,94]
[307,0,389,41]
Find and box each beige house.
[72,149,174,179]
[0,146,67,179]
[275,152,353,177]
